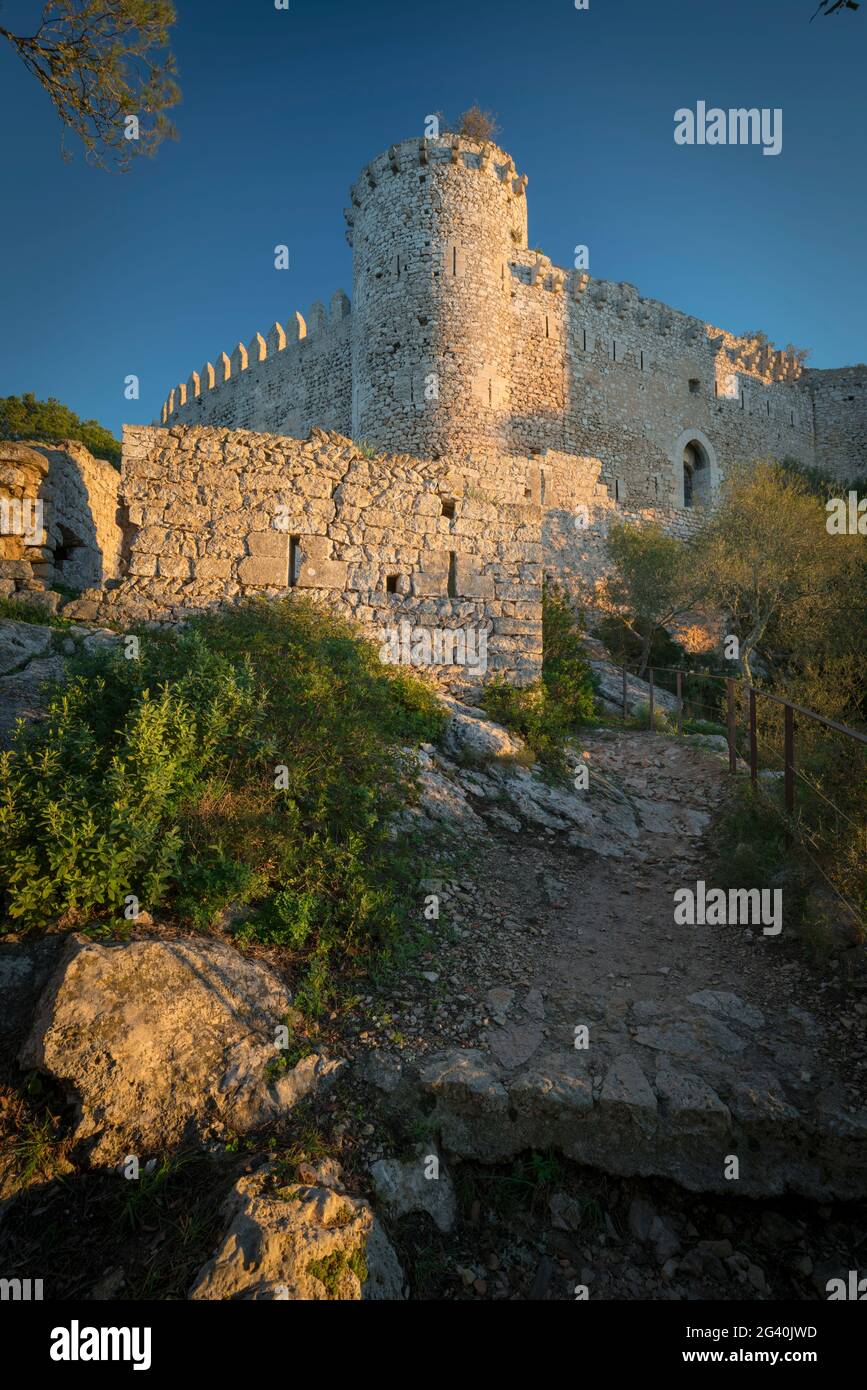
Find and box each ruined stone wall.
[0,442,51,595]
[0,440,120,598]
[31,442,121,589]
[67,425,543,689]
[805,366,867,481]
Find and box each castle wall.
[805,366,867,481]
[165,294,352,438]
[66,425,543,690]
[526,448,705,596]
[507,257,816,508]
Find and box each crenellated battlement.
[347,135,529,226]
[160,289,352,427]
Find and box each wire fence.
[613,662,867,933]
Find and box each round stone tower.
[348,135,528,459]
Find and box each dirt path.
[349,728,867,1200]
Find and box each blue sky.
[0,0,864,439]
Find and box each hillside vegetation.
[0,598,445,1010]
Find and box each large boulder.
[20,934,344,1163]
[0,618,64,745]
[188,1165,406,1300]
[439,697,526,763]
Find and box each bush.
[0,598,446,1008]
[0,393,121,468]
[479,582,596,771]
[456,105,499,143]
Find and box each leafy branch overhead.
[811,0,860,17]
[0,0,180,171]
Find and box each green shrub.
[0,597,71,629]
[479,582,596,772]
[0,392,121,467]
[0,598,446,1008]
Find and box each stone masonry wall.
[31,442,121,589]
[65,425,543,690]
[0,440,120,598]
[805,366,867,481]
[508,259,815,509]
[165,294,352,440]
[0,442,51,595]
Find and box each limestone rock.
[20,934,344,1163]
[188,1167,406,1300]
[0,651,65,745]
[0,618,52,677]
[369,1145,457,1233]
[439,698,525,763]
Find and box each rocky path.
[357,725,867,1200]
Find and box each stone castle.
[3,134,865,688]
[160,134,866,496]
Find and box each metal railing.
[615,662,867,931]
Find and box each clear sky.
[0,0,864,439]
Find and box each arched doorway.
[683,441,711,507]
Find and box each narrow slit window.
[289,536,300,587]
[386,574,398,594]
[447,551,457,598]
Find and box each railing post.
[749,688,757,785]
[622,665,627,722]
[784,703,795,815]
[676,671,683,737]
[726,678,737,773]
[648,668,654,730]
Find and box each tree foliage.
[0,0,180,171]
[0,392,121,466]
[811,0,860,17]
[699,461,865,712]
[599,521,702,676]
